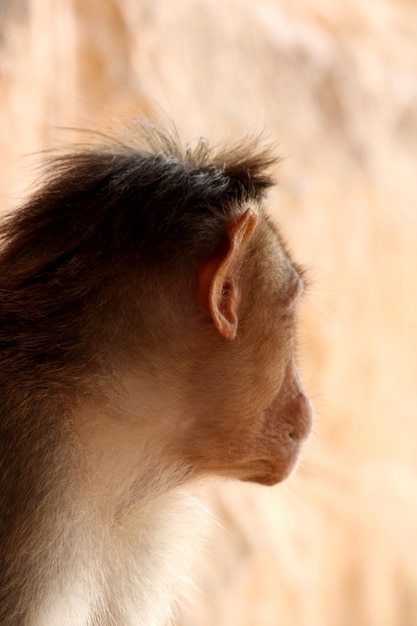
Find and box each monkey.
[0,121,312,625]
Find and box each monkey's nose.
[284,363,313,442]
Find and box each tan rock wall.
[1,1,416,624]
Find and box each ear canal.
[200,209,257,340]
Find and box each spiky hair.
[1,121,277,273]
[0,121,278,367]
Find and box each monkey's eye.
[284,273,304,309]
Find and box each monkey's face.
[180,215,312,486]
[227,360,312,486]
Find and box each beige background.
[1,1,416,624]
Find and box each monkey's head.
[185,207,312,486]
[0,122,312,488]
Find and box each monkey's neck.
[6,401,206,626]
[31,466,205,626]
[46,407,205,626]
[30,487,204,626]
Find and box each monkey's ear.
[197,209,258,340]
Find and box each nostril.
[287,429,298,442]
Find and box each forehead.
[261,213,305,303]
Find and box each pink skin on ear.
[197,209,258,340]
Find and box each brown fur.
[0,121,311,625]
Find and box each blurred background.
[0,1,416,624]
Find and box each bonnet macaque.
[0,122,312,625]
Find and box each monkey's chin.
[239,446,301,486]
[246,471,291,486]
[242,466,293,486]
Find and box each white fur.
[33,485,208,626]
